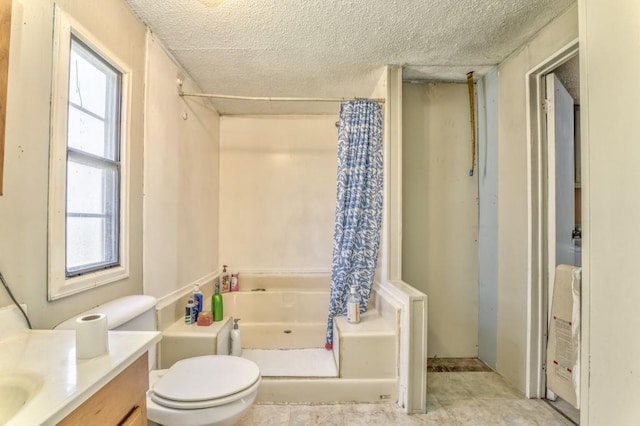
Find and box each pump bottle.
[347,286,361,324]
[231,318,242,356]
[221,265,231,293]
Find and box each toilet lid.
[152,355,260,403]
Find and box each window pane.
[67,106,106,157]
[69,43,107,118]
[66,159,117,215]
[66,159,119,274]
[66,216,118,272]
[69,37,120,161]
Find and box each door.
[545,73,576,308]
[544,72,576,403]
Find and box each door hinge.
[543,98,553,113]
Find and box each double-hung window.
[49,7,130,299]
[66,36,121,276]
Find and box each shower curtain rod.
[177,80,385,104]
[179,91,386,104]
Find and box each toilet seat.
[150,355,261,410]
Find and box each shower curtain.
[325,100,383,348]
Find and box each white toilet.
[55,295,261,426]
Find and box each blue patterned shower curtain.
[325,100,383,348]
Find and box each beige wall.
[219,115,337,272]
[0,0,147,328]
[579,0,640,423]
[496,5,578,391]
[143,34,220,301]
[402,83,478,357]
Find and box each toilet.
[54,295,261,426]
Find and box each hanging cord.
[0,271,32,329]
[467,71,477,176]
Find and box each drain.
[283,329,292,334]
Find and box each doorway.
[543,60,581,425]
[524,39,581,424]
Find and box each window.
[66,37,122,277]
[49,7,130,299]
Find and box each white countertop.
[0,328,161,425]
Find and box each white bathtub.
[157,273,401,404]
[221,274,330,349]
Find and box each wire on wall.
[0,271,32,329]
[467,71,477,177]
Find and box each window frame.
[48,6,131,300]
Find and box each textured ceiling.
[125,0,575,114]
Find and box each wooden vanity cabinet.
[58,353,149,425]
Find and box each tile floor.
[238,371,574,425]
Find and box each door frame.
[524,39,579,399]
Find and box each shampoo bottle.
[185,298,196,324]
[193,284,203,320]
[221,265,231,293]
[212,281,223,322]
[347,286,361,324]
[230,273,239,292]
[231,318,242,356]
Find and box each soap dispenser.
[347,285,361,324]
[221,265,231,293]
[231,318,242,356]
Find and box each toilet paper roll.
[75,313,109,359]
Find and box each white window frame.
[48,6,131,300]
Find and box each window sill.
[49,265,129,301]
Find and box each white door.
[545,73,575,402]
[546,74,575,270]
[545,73,575,313]
[545,73,580,405]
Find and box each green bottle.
[212,281,223,322]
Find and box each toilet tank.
[54,295,158,368]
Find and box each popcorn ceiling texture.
[126,0,574,114]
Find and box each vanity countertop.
[0,328,161,425]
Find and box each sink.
[0,371,43,424]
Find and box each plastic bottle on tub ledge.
[192,284,203,321]
[185,298,196,324]
[221,265,231,293]
[212,281,224,322]
[347,286,361,324]
[231,318,242,356]
[230,273,239,292]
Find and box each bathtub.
[222,274,330,349]
[156,273,401,404]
